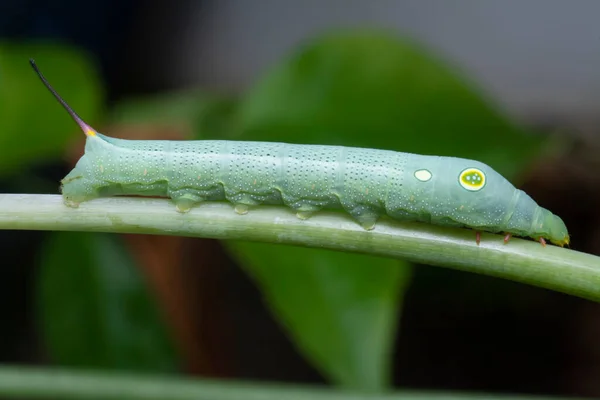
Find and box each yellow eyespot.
[459,168,486,191]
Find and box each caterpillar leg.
[63,195,96,209]
[282,199,323,221]
[226,193,262,215]
[61,177,99,208]
[234,204,250,215]
[347,205,379,230]
[539,237,547,247]
[170,189,204,213]
[503,233,512,244]
[294,204,322,221]
[475,231,481,246]
[295,210,314,220]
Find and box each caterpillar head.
[543,212,570,247]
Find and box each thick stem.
[0,194,599,301]
[0,365,584,399]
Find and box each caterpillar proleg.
[30,59,569,247]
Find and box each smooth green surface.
[226,242,412,390]
[38,231,179,371]
[1,194,598,302]
[0,365,587,400]
[0,42,103,175]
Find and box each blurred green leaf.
[226,242,411,391]
[110,90,214,125]
[109,89,238,139]
[239,30,544,180]
[0,42,103,175]
[37,231,179,372]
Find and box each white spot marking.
[414,169,432,182]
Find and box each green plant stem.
[0,365,587,400]
[1,194,599,301]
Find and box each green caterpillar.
[31,59,569,247]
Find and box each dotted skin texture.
[59,134,565,242]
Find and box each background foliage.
[0,28,596,399]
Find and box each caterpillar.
[30,59,570,247]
